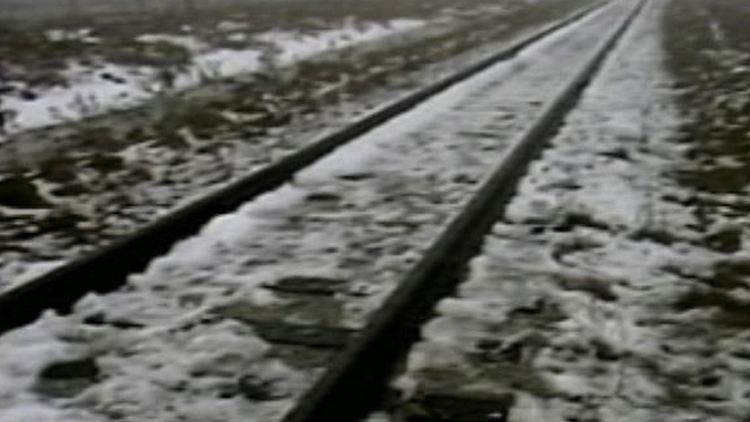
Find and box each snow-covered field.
[0,4,629,421]
[0,19,425,136]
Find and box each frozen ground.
[0,4,627,421]
[397,0,750,421]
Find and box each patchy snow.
[44,28,100,44]
[136,34,208,53]
[2,63,154,130]
[256,19,425,64]
[0,19,426,139]
[217,20,249,32]
[0,5,626,420]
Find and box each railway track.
[0,0,647,421]
[0,0,605,332]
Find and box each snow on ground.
[0,0,593,292]
[254,20,424,64]
[0,19,425,138]
[135,34,208,53]
[398,1,750,420]
[0,5,627,421]
[44,28,101,44]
